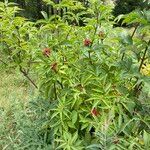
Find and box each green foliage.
[0,0,150,149]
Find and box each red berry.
[91,108,99,116]
[84,39,92,47]
[51,62,57,72]
[42,48,51,57]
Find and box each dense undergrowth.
[0,0,150,149]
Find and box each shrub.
[0,0,150,149]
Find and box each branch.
[20,67,38,89]
[133,40,150,96]
[139,40,150,72]
[131,24,139,39]
[0,59,7,66]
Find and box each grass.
[0,66,52,150]
[0,71,29,109]
[0,66,37,150]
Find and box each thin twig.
[131,24,139,39]
[139,40,150,72]
[0,59,7,65]
[20,67,38,89]
[133,40,150,96]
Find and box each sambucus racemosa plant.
[0,0,150,149]
[0,0,39,88]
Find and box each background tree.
[113,0,150,17]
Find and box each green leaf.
[41,11,48,20]
[72,110,78,124]
[119,31,133,45]
[104,83,111,94]
[143,130,150,147]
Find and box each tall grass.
[0,67,47,150]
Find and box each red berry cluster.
[91,108,99,116]
[42,48,51,57]
[84,39,92,47]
